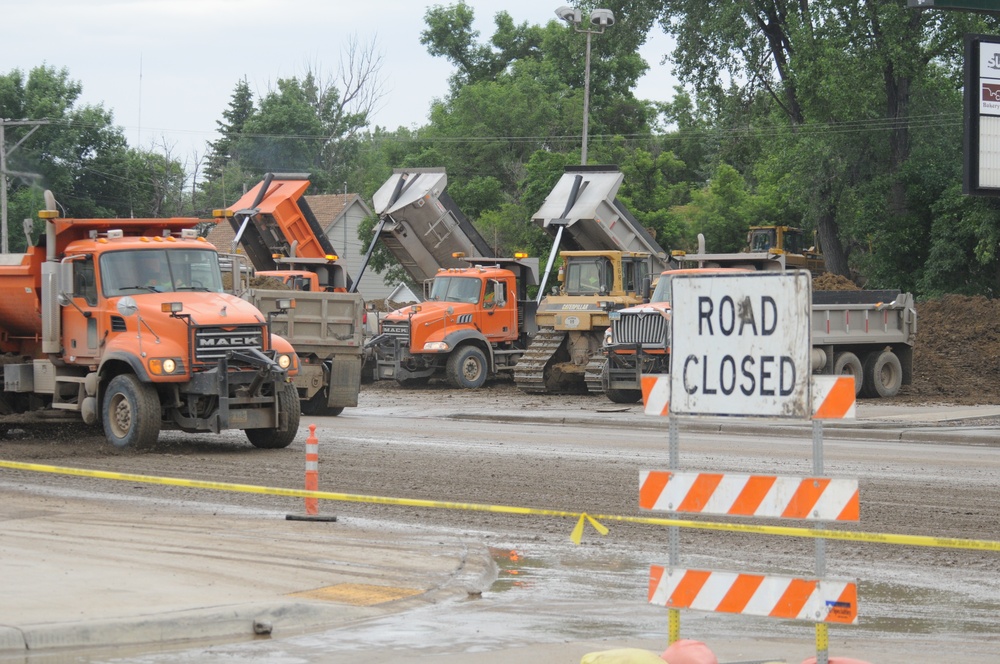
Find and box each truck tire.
[860,350,903,399]
[446,345,488,389]
[246,381,301,449]
[103,374,161,447]
[606,388,642,404]
[833,351,864,396]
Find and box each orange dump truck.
[367,256,538,388]
[0,192,301,448]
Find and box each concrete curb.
[447,413,1000,447]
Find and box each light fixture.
[554,6,615,165]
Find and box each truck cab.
[601,268,748,403]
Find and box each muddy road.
[2,381,999,662]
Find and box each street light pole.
[582,28,593,165]
[555,6,615,166]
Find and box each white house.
[306,194,392,300]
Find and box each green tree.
[1,65,188,250]
[418,3,657,192]
[201,37,384,202]
[642,0,998,289]
[205,78,254,182]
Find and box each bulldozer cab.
[564,256,612,295]
[747,226,810,255]
[561,252,650,298]
[749,228,776,252]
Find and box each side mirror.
[57,261,74,300]
[117,296,139,317]
[491,280,506,308]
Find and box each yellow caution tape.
[571,513,610,545]
[2,459,999,552]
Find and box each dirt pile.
[902,295,1000,405]
[813,273,859,291]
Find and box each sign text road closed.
[669,271,811,418]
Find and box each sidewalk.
[0,488,496,653]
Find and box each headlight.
[277,354,292,369]
[603,329,612,346]
[423,341,450,351]
[148,358,183,375]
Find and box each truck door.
[479,278,517,341]
[61,255,102,364]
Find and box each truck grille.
[612,311,666,346]
[381,321,410,341]
[194,325,265,363]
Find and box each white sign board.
[980,41,1000,117]
[669,271,811,418]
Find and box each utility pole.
[1,118,50,254]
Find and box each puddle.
[858,580,1000,637]
[488,546,545,591]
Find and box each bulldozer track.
[513,329,567,393]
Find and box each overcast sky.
[4,1,677,170]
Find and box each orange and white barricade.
[639,471,859,521]
[648,566,858,624]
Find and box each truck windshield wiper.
[175,286,212,292]
[118,285,159,292]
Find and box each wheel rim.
[879,361,897,389]
[463,356,483,383]
[109,392,132,439]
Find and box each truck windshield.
[429,276,481,304]
[101,249,225,297]
[650,275,672,303]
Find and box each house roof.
[307,193,372,234]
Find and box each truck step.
[584,356,606,394]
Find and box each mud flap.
[327,355,361,408]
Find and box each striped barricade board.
[648,566,858,624]
[639,471,859,521]
[640,374,856,419]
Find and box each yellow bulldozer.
[675,225,826,273]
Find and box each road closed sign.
[669,271,811,418]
